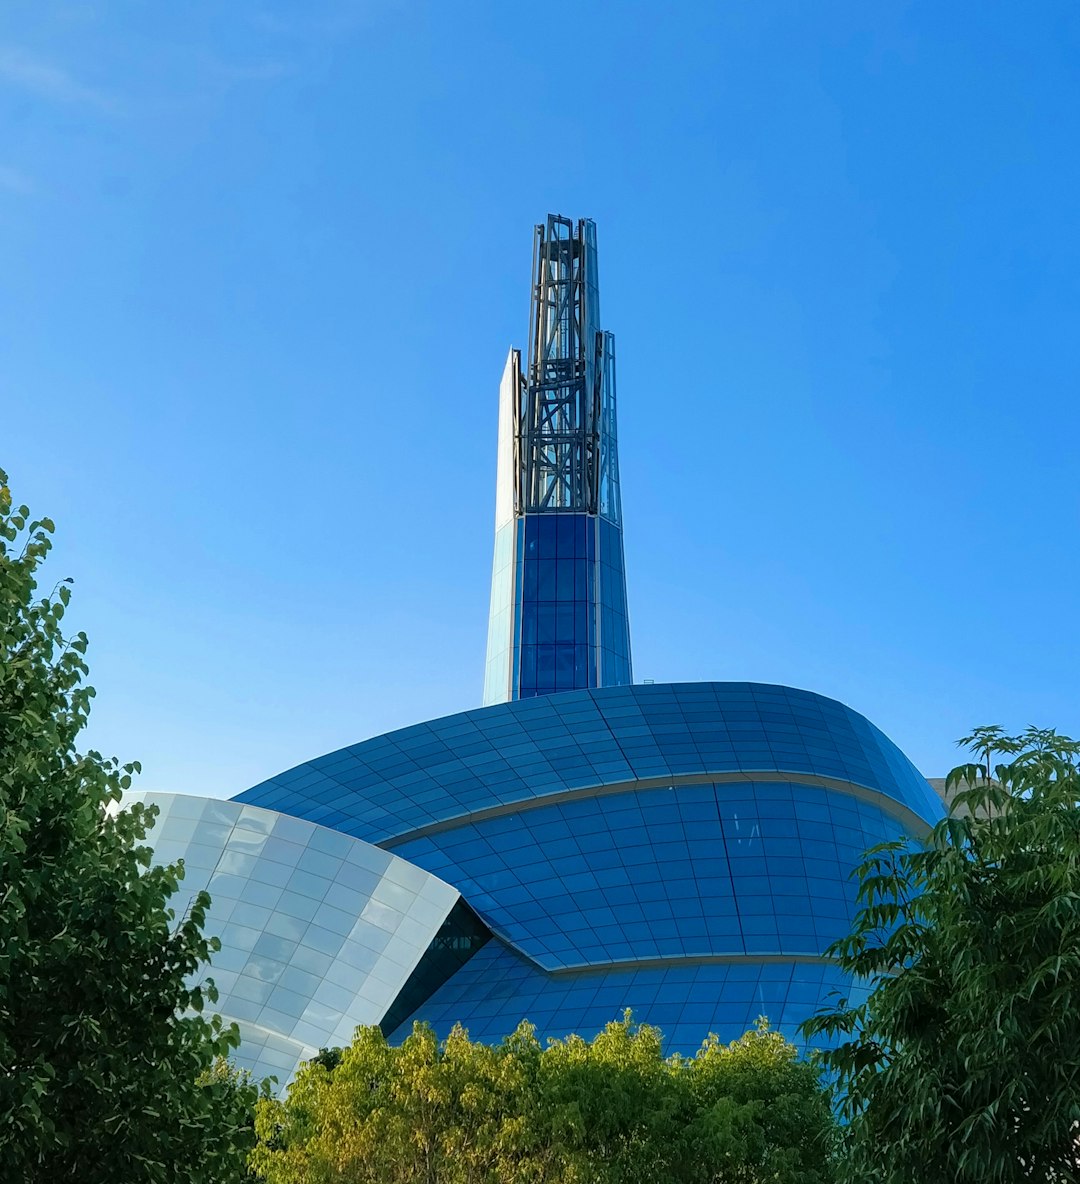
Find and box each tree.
[197,1059,268,1183]
[532,1012,683,1182]
[252,1014,837,1183]
[254,1022,564,1184]
[683,1023,839,1184]
[803,726,1080,1183]
[0,471,259,1182]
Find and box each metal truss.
[518,215,609,514]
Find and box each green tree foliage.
[803,726,1080,1183]
[197,1059,268,1184]
[252,1014,837,1183]
[0,472,260,1182]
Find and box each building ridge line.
[378,768,932,849]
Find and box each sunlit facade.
[123,793,470,1083]
[137,216,943,1091]
[238,682,941,1062]
[483,216,631,705]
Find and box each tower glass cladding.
[484,215,632,705]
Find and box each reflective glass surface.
[236,682,943,845]
[225,683,943,1068]
[391,782,909,970]
[380,900,491,1038]
[517,513,601,699]
[485,511,632,704]
[129,793,461,1089]
[387,939,867,1057]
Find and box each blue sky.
[2,1,1078,798]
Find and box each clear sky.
[2,2,1078,798]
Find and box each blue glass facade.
[512,514,631,699]
[228,682,943,1060]
[384,942,870,1056]
[133,215,944,1085]
[238,683,941,846]
[389,784,910,970]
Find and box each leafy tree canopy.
[253,1013,837,1184]
[803,725,1080,1183]
[0,471,260,1182]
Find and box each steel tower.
[483,215,632,704]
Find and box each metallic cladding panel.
[482,520,519,706]
[493,348,520,531]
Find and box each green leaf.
[0,475,267,1182]
[803,723,1080,1182]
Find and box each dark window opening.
[379,900,491,1039]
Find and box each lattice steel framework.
[517,216,620,521]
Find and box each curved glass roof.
[235,682,942,845]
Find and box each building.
[133,216,943,1089]
[484,215,631,704]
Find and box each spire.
[483,216,632,704]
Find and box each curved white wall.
[128,792,460,1089]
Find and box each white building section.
[128,793,460,1088]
